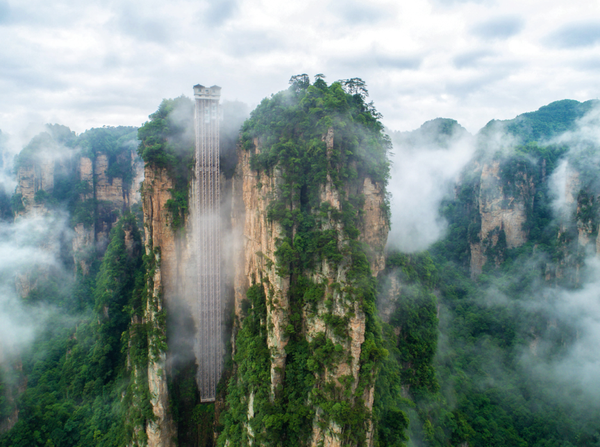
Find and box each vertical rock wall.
[141,166,179,447]
[71,151,144,270]
[230,129,389,446]
[469,160,534,278]
[234,143,289,398]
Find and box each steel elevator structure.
[193,84,223,402]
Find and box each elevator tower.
[193,84,222,402]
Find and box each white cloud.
[386,119,475,252]
[0,211,71,363]
[0,0,598,137]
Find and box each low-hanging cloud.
[548,102,600,219]
[386,119,475,252]
[463,104,600,416]
[473,248,600,410]
[0,211,71,364]
[522,256,600,403]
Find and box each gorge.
[0,77,599,447]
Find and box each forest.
[0,77,598,446]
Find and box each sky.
[0,0,599,136]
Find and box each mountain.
[0,81,599,447]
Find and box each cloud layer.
[0,0,598,136]
[387,119,475,252]
[0,212,70,363]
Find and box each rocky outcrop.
[307,130,386,446]
[234,141,289,398]
[71,151,145,270]
[231,128,389,446]
[140,162,205,446]
[14,161,54,216]
[129,152,145,207]
[141,166,179,447]
[95,151,145,250]
[469,161,534,278]
[95,153,125,206]
[360,176,388,276]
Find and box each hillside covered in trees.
[0,78,598,446]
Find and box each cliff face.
[234,144,289,397]
[73,151,144,271]
[14,161,55,216]
[135,84,390,446]
[13,139,144,274]
[140,166,178,447]
[360,177,388,276]
[459,147,600,286]
[5,126,143,434]
[228,121,389,446]
[469,160,534,278]
[139,163,205,446]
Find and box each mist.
[522,256,600,403]
[526,104,600,403]
[447,104,600,427]
[0,124,88,365]
[163,98,248,396]
[386,118,475,252]
[549,104,600,220]
[0,212,71,364]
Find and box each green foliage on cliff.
[218,76,391,446]
[0,215,148,447]
[78,126,138,184]
[13,125,77,173]
[242,76,390,187]
[504,99,598,143]
[137,97,194,169]
[392,102,600,447]
[243,76,390,277]
[374,252,447,447]
[219,284,277,445]
[137,96,195,230]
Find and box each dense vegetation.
[137,96,196,230]
[0,123,150,446]
[2,89,600,447]
[0,215,146,447]
[378,99,600,446]
[219,75,391,446]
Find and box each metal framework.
[193,84,222,403]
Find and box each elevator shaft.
[193,84,222,403]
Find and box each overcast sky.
[1,0,599,136]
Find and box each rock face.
[469,160,534,278]
[140,163,204,447]
[95,153,125,206]
[8,134,144,432]
[230,129,389,446]
[13,146,144,272]
[73,152,144,270]
[361,176,388,275]
[234,144,289,397]
[140,166,179,447]
[14,162,55,216]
